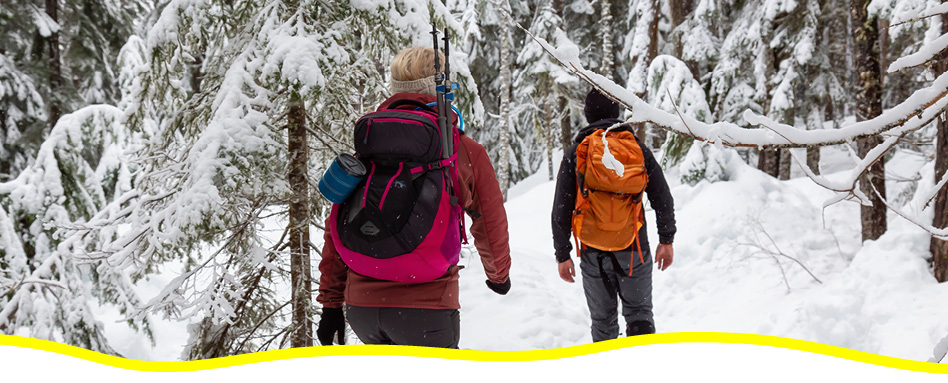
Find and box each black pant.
[346,305,460,348]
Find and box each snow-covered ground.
[459,146,948,361]
[106,145,948,362]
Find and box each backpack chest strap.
[409,152,458,175]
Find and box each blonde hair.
[390,47,445,81]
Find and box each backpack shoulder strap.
[386,99,437,113]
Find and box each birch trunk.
[498,1,513,200]
[545,95,554,181]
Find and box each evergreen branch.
[235,300,291,353]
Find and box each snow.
[600,124,625,177]
[454,149,948,360]
[888,31,948,73]
[31,5,61,38]
[90,144,948,362]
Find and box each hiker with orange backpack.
[314,43,511,348]
[552,88,676,341]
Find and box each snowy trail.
[458,177,591,350]
[114,148,948,361]
[457,149,948,361]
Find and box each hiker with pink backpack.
[314,34,511,348]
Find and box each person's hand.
[486,278,511,295]
[558,259,576,283]
[656,243,674,271]
[316,307,346,345]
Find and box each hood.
[573,118,636,144]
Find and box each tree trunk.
[497,0,513,200]
[758,148,779,177]
[545,95,554,181]
[559,95,571,151]
[46,0,62,132]
[806,146,821,175]
[669,0,692,35]
[930,12,948,282]
[190,37,206,95]
[808,102,829,175]
[630,0,660,147]
[851,0,886,242]
[287,97,313,347]
[672,0,700,78]
[778,149,791,180]
[600,0,614,77]
[645,0,665,149]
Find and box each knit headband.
[391,76,437,97]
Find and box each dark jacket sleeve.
[641,142,676,244]
[552,144,579,263]
[316,219,347,309]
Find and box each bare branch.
[869,181,948,240]
[889,4,948,28]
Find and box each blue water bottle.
[318,153,366,204]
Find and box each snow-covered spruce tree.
[459,0,535,192]
[765,0,847,178]
[668,0,696,59]
[675,0,725,101]
[545,0,589,150]
[0,1,52,180]
[702,1,781,175]
[0,53,45,181]
[559,0,599,71]
[60,0,151,105]
[82,0,478,358]
[0,0,149,180]
[645,55,711,171]
[0,105,148,355]
[704,0,841,179]
[514,0,579,180]
[643,54,739,186]
[624,0,659,148]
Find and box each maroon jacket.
[316,93,511,310]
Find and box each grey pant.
[346,305,460,348]
[580,247,653,342]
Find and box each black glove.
[316,307,346,345]
[485,278,511,295]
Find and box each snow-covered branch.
[509,12,948,149]
[889,2,948,28]
[887,31,948,72]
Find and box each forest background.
[2,0,948,360]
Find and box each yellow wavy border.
[1,333,945,373]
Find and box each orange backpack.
[571,128,649,275]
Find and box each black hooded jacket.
[551,118,677,263]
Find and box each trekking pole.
[442,25,454,159]
[431,22,451,161]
